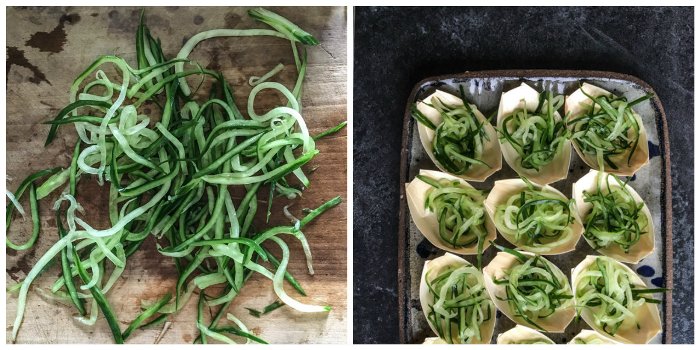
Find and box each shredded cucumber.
[491,245,573,331]
[575,257,663,336]
[568,88,651,170]
[583,173,648,253]
[5,191,25,217]
[412,87,490,174]
[6,8,344,344]
[494,181,574,252]
[417,174,488,267]
[425,263,493,344]
[499,92,569,171]
[5,184,39,251]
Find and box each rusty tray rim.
[397,69,673,344]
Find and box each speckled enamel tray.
[397,70,672,344]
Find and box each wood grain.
[6,6,347,344]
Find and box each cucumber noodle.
[6,8,345,344]
[575,257,663,336]
[494,182,574,252]
[567,88,650,170]
[416,174,488,267]
[492,246,572,331]
[411,87,490,175]
[425,263,493,344]
[500,92,569,171]
[583,173,648,253]
[5,190,25,217]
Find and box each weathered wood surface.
[6,6,347,344]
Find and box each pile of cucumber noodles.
[500,92,569,171]
[491,245,572,331]
[568,89,650,170]
[583,173,648,253]
[416,174,488,268]
[495,181,574,252]
[575,257,663,336]
[426,263,492,343]
[6,8,345,344]
[411,86,491,175]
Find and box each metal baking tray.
[397,70,673,344]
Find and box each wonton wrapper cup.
[419,253,496,344]
[497,325,555,344]
[406,169,497,254]
[483,251,575,332]
[572,170,655,264]
[497,83,572,186]
[568,329,620,344]
[416,90,502,182]
[565,83,649,176]
[484,178,583,255]
[571,255,662,344]
[422,337,446,344]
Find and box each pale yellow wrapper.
[568,329,620,344]
[496,325,555,344]
[422,337,446,344]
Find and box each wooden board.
[6,6,347,344]
[397,70,672,344]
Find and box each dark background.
[353,7,694,344]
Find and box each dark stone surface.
[353,6,694,344]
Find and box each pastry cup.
[416,90,501,182]
[496,325,555,344]
[483,251,575,332]
[571,255,662,344]
[406,169,497,254]
[568,329,620,344]
[419,253,496,344]
[497,83,572,186]
[565,82,649,176]
[484,178,583,254]
[572,170,655,264]
[421,337,446,344]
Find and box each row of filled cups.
[406,169,654,264]
[412,82,651,185]
[419,252,661,344]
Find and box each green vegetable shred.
[6,8,344,344]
